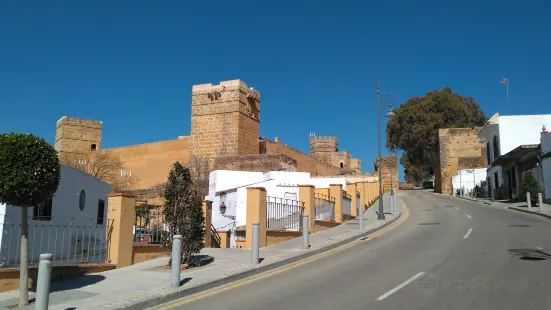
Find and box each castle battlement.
[56,116,102,129]
[191,79,260,99]
[309,136,338,143]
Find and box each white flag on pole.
[500,77,509,85]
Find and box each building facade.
[478,113,551,200]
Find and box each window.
[33,197,53,221]
[79,190,86,211]
[90,144,97,151]
[493,135,500,160]
[120,169,132,179]
[494,172,499,188]
[97,199,105,225]
[340,162,344,169]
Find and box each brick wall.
[435,128,486,194]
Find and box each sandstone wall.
[260,139,341,176]
[435,128,486,195]
[374,154,398,193]
[55,116,102,157]
[214,154,297,172]
[103,137,191,189]
[190,80,260,168]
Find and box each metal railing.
[342,195,352,215]
[211,223,221,248]
[314,193,335,221]
[0,216,112,267]
[134,206,168,244]
[267,196,305,231]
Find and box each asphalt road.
[158,190,551,310]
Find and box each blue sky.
[2,1,550,181]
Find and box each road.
[158,190,551,310]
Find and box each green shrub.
[519,171,541,205]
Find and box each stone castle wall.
[190,80,260,168]
[434,128,486,195]
[103,137,191,189]
[55,79,373,191]
[55,116,102,158]
[374,154,398,193]
[260,138,341,176]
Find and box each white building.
[451,168,487,196]
[207,170,347,248]
[477,113,551,200]
[541,128,551,202]
[0,165,110,267]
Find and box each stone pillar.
[298,185,316,233]
[106,193,135,268]
[329,184,344,223]
[348,183,358,217]
[202,200,212,248]
[245,187,267,248]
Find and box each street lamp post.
[377,82,385,220]
[385,94,396,213]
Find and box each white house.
[207,170,347,248]
[477,112,551,200]
[0,165,110,267]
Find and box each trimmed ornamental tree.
[0,133,60,306]
[519,171,541,206]
[163,162,205,266]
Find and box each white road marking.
[376,272,425,301]
[463,228,473,239]
[453,207,459,210]
[466,214,472,219]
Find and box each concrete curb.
[111,210,403,310]
[508,207,551,219]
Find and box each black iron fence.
[267,196,305,231]
[133,206,168,244]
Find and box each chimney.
[542,125,548,138]
[274,136,280,143]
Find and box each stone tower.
[190,80,260,168]
[309,136,338,163]
[55,116,102,159]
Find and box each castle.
[54,79,396,192]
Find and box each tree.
[61,150,136,192]
[163,162,205,265]
[519,171,541,206]
[0,133,60,306]
[387,87,487,184]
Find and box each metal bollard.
[358,206,364,231]
[251,222,259,265]
[35,253,53,310]
[539,193,543,212]
[302,215,309,250]
[527,192,532,210]
[171,235,182,288]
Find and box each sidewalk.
[0,194,401,310]
[454,194,551,218]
